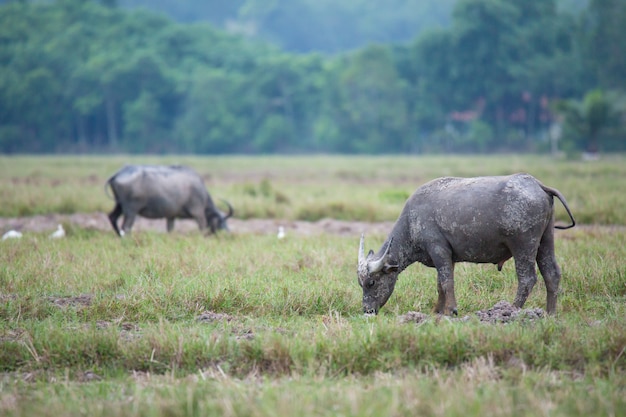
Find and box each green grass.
[0,155,625,416]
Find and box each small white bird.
[277,226,286,239]
[2,230,23,240]
[49,224,65,239]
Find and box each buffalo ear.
[383,263,399,273]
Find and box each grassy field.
[1,154,625,223]
[0,155,625,417]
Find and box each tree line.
[120,0,457,53]
[0,0,624,154]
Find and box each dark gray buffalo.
[357,173,575,316]
[105,165,233,236]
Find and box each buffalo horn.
[221,199,234,219]
[367,237,393,273]
[358,233,366,265]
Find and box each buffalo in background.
[105,165,233,236]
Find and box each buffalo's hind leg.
[108,203,123,237]
[512,254,538,310]
[536,229,561,315]
[120,209,137,236]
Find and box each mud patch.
[0,294,17,303]
[196,312,256,340]
[77,371,103,382]
[0,213,619,238]
[47,294,93,308]
[398,311,429,325]
[0,212,394,237]
[475,301,544,324]
[234,328,255,340]
[196,311,234,323]
[95,321,139,332]
[399,301,545,325]
[95,320,141,340]
[0,328,26,342]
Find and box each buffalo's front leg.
[433,255,457,316]
[166,218,175,232]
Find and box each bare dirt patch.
[47,294,93,308]
[398,311,430,325]
[1,213,621,239]
[399,301,545,325]
[475,300,544,323]
[0,212,394,237]
[196,311,234,323]
[94,320,142,341]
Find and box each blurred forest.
[0,0,624,154]
[120,0,456,53]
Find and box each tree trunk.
[76,115,87,152]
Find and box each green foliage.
[130,0,456,53]
[1,0,625,155]
[583,0,626,90]
[554,90,625,152]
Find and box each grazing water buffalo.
[357,173,575,316]
[105,165,233,236]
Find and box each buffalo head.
[207,199,234,234]
[357,234,400,315]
